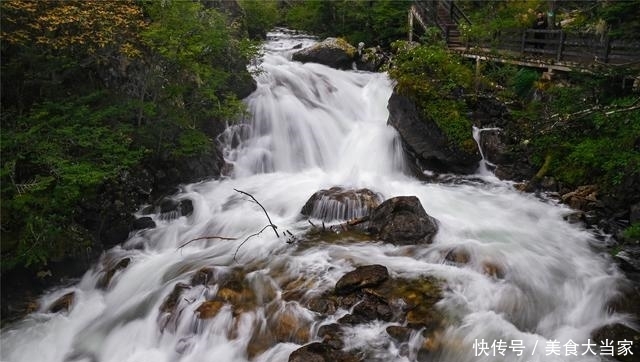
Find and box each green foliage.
[510,68,540,100]
[1,92,144,270]
[389,42,476,151]
[1,0,255,271]
[239,0,279,39]
[283,0,408,47]
[623,223,640,241]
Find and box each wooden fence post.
[409,9,414,42]
[556,30,565,61]
[603,35,611,63]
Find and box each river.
[0,29,627,362]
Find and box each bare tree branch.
[234,188,280,238]
[178,236,237,249]
[233,225,271,262]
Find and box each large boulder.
[301,187,382,221]
[387,92,481,174]
[293,38,357,70]
[365,196,438,245]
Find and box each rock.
[48,291,75,313]
[96,257,131,289]
[196,300,225,319]
[592,323,640,362]
[387,92,481,174]
[131,216,155,231]
[307,297,337,315]
[190,267,216,286]
[318,324,344,349]
[386,325,413,343]
[351,293,393,322]
[615,244,640,275]
[481,261,505,279]
[288,342,360,362]
[356,47,387,72]
[292,38,357,70]
[301,187,382,221]
[159,283,190,314]
[365,196,438,245]
[271,308,311,344]
[444,247,470,264]
[158,198,194,219]
[561,185,600,211]
[335,264,389,295]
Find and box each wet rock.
[158,198,194,219]
[190,267,216,286]
[195,300,225,319]
[48,292,75,313]
[615,244,640,275]
[288,342,360,362]
[592,323,640,362]
[131,216,155,231]
[352,293,393,322]
[482,261,504,279]
[561,185,600,211]
[365,196,438,245]
[318,323,344,349]
[271,308,311,344]
[301,187,382,221]
[307,296,337,315]
[444,247,470,264]
[386,325,413,343]
[335,264,389,295]
[96,257,131,289]
[292,38,357,70]
[387,92,481,174]
[159,283,190,314]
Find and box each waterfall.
[1,29,627,362]
[472,126,501,176]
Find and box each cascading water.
[1,29,630,362]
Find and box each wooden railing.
[467,28,640,65]
[409,0,640,67]
[441,0,470,27]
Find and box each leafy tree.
[239,0,279,39]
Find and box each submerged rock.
[365,196,438,245]
[96,257,131,289]
[292,38,357,70]
[48,291,75,313]
[301,187,382,222]
[195,300,225,319]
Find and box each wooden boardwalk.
[409,1,640,72]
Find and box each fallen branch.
[234,188,280,238]
[233,225,271,262]
[178,236,237,249]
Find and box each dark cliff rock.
[387,92,481,174]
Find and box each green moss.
[389,42,476,152]
[623,223,640,242]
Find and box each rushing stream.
[1,29,629,362]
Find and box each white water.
[1,29,629,362]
